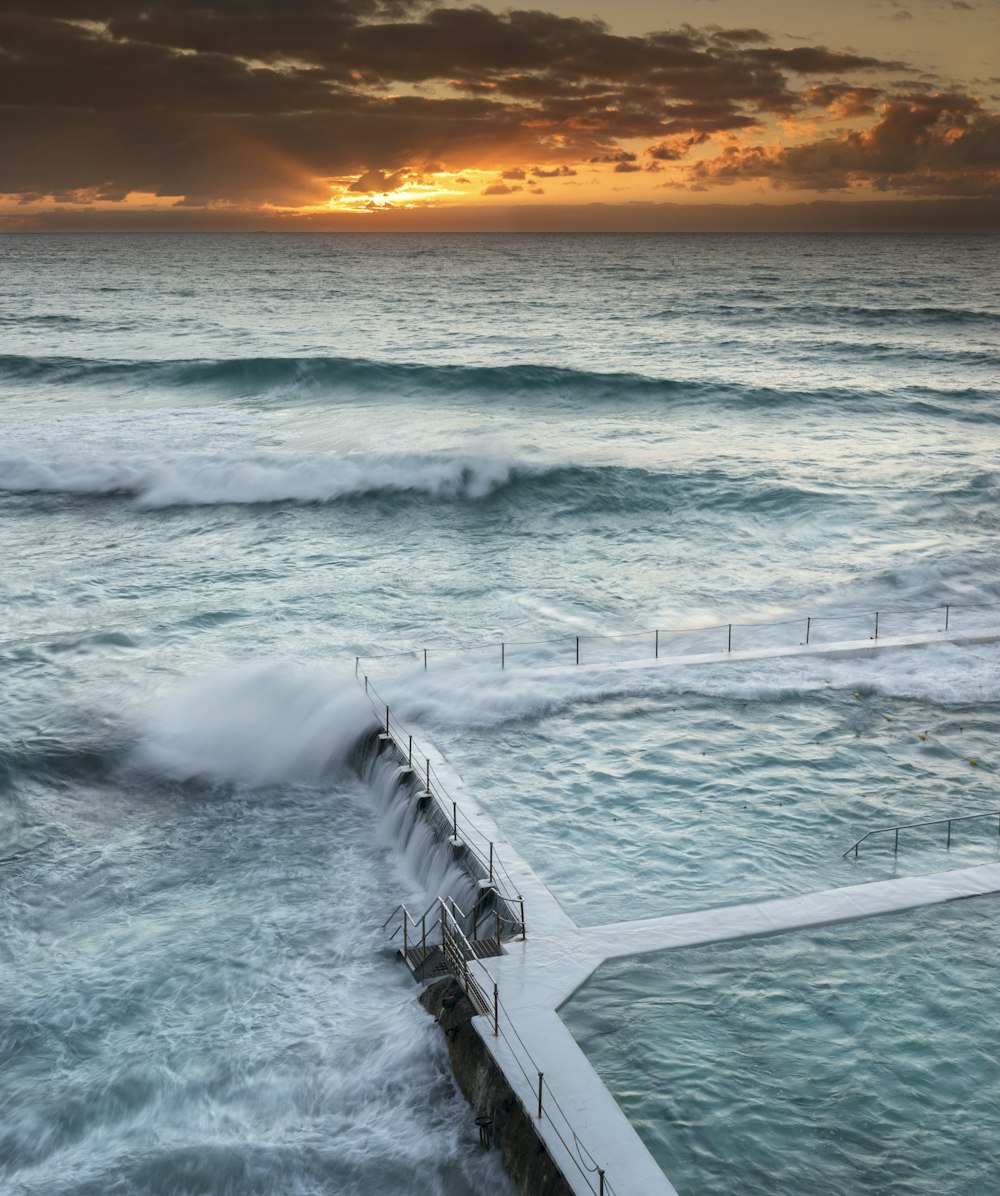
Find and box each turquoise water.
[562,896,1000,1196]
[2,232,999,1193]
[390,653,1000,925]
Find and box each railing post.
[424,648,428,670]
[489,841,494,882]
[501,642,505,670]
[945,604,950,631]
[452,801,458,840]
[408,734,412,767]
[806,617,811,645]
[537,1072,544,1119]
[727,624,732,653]
[599,1169,605,1195]
[874,611,879,641]
[425,757,431,795]
[364,675,368,694]
[894,828,899,854]
[385,705,390,736]
[519,897,526,938]
[403,912,408,957]
[495,908,501,941]
[947,819,952,848]
[655,629,659,659]
[576,636,580,665]
[355,656,359,676]
[421,913,427,950]
[493,983,499,1037]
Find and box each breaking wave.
[4,449,997,522]
[0,451,531,507]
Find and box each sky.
[2,0,998,231]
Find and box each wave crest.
[0,451,529,507]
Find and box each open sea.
[1,232,999,1196]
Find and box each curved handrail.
[844,808,1000,858]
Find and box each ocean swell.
[1,353,994,423]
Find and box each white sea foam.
[0,451,527,506]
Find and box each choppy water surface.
[417,656,1000,924]
[563,897,1000,1196]
[1,232,999,1193]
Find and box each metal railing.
[356,599,1000,675]
[384,895,504,955]
[359,673,526,938]
[844,809,1000,858]
[385,898,617,1196]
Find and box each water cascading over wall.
[351,729,497,934]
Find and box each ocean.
[1,231,999,1196]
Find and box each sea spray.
[2,683,513,1196]
[134,663,375,785]
[133,663,482,916]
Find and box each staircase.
[385,897,506,1002]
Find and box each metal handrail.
[844,808,1000,858]
[384,898,615,1196]
[357,599,1000,674]
[440,899,493,1016]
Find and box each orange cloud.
[686,93,1000,195]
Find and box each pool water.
[425,678,1000,925]
[562,896,1000,1196]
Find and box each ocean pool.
[561,896,1000,1196]
[433,685,999,925]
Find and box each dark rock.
[420,978,575,1196]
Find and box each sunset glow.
[2,0,998,231]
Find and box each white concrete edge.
[474,1007,679,1196]
[574,861,1000,993]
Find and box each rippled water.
[1,232,998,1194]
[416,662,1000,925]
[562,897,1000,1196]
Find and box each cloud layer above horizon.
[2,0,998,227]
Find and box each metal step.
[402,936,503,982]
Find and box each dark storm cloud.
[0,1,994,207]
